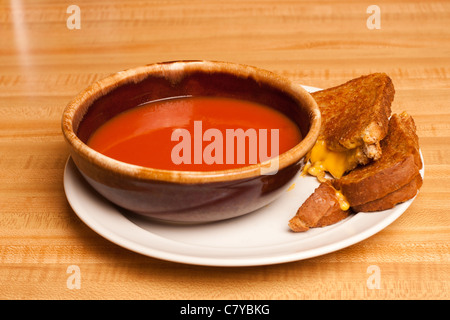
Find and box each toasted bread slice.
[352,174,423,212]
[333,112,422,207]
[309,73,394,178]
[289,182,350,232]
[312,73,394,156]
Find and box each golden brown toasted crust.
[333,113,422,206]
[315,207,350,227]
[311,73,394,164]
[289,182,349,232]
[394,111,422,169]
[352,174,422,212]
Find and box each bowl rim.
[61,60,321,184]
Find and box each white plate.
[63,86,424,267]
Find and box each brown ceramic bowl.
[62,60,321,223]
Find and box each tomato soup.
[87,96,302,171]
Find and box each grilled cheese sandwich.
[290,75,422,232]
[304,73,394,211]
[309,73,394,177]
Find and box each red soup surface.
[87,96,302,171]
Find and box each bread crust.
[352,174,422,212]
[333,154,419,206]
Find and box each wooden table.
[1,0,448,300]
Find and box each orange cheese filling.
[307,139,359,179]
[334,189,350,211]
[303,139,354,211]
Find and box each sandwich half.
[307,73,394,180]
[332,112,423,211]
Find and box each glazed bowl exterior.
[62,60,321,223]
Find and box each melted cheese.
[303,139,354,211]
[287,183,296,192]
[335,189,350,211]
[307,139,359,179]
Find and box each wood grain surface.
[0,0,449,300]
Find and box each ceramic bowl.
[62,60,321,223]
